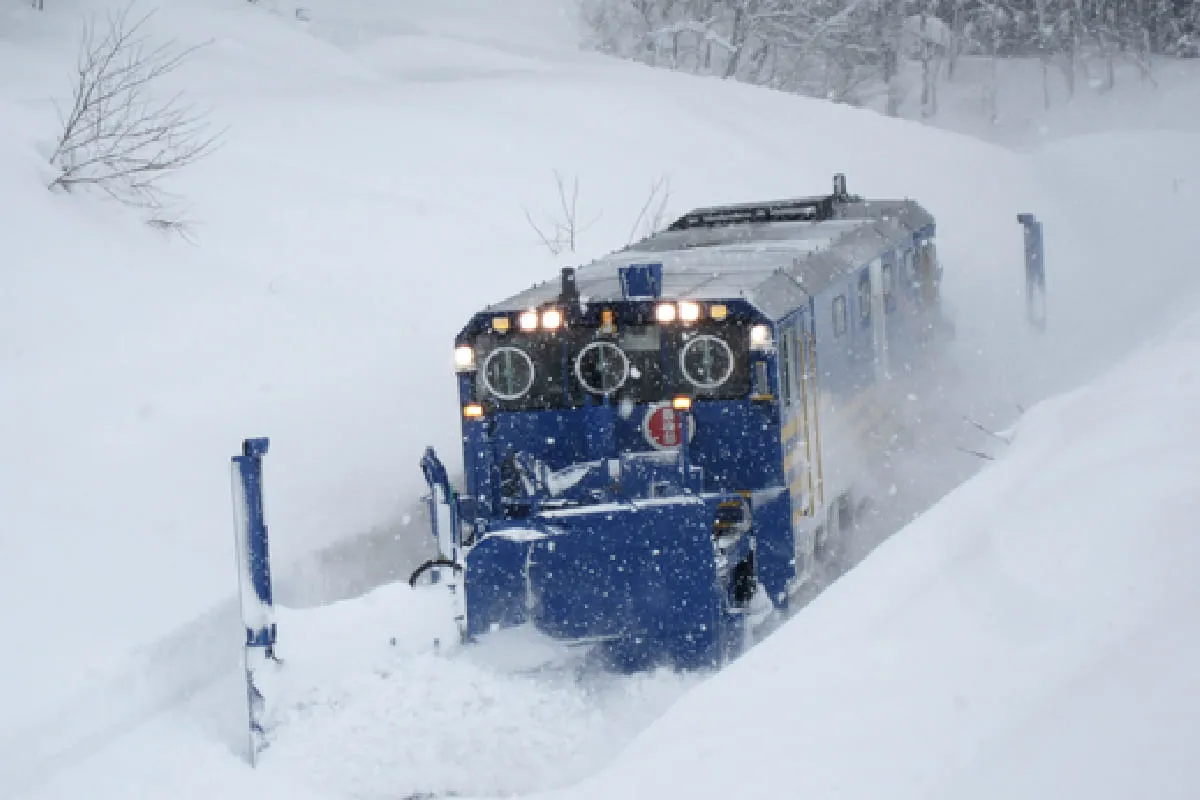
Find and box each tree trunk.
[1041,57,1051,109]
[724,7,747,79]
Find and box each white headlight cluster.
[515,308,564,331]
[749,324,772,349]
[654,301,719,323]
[454,344,475,371]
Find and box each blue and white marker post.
[1018,213,1047,331]
[230,437,279,767]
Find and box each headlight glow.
[679,301,701,322]
[749,324,771,348]
[454,344,475,370]
[518,310,538,331]
[655,303,677,323]
[541,308,563,330]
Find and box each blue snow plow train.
[417,174,950,671]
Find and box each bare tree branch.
[48,2,225,226]
[627,173,672,245]
[146,213,199,245]
[522,170,602,256]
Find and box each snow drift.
[547,303,1200,800]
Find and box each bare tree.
[522,170,602,256]
[47,3,223,228]
[627,174,672,245]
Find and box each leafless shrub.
[522,170,602,256]
[47,3,224,223]
[626,173,672,245]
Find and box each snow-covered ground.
[1,1,1197,798]
[907,52,1200,150]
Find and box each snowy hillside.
[0,0,1197,798]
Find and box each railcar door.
[781,317,826,578]
[796,326,825,523]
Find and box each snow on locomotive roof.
[487,192,934,321]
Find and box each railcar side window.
[832,295,847,337]
[917,241,940,305]
[858,273,871,324]
[882,263,895,312]
[779,330,791,406]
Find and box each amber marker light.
[600,309,616,334]
[672,395,692,411]
[492,316,511,333]
[710,304,728,321]
[463,403,485,419]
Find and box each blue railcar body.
[418,175,949,671]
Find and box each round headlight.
[518,310,539,331]
[454,344,475,370]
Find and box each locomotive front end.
[419,264,791,671]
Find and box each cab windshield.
[473,322,751,411]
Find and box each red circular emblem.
[642,403,695,450]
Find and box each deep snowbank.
[547,302,1200,800]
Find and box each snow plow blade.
[464,495,744,671]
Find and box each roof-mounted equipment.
[833,172,849,202]
[666,173,859,231]
[619,262,664,299]
[560,266,580,305]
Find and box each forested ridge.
[581,0,1200,115]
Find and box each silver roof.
[487,198,934,322]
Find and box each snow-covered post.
[230,436,278,766]
[1017,213,1046,331]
